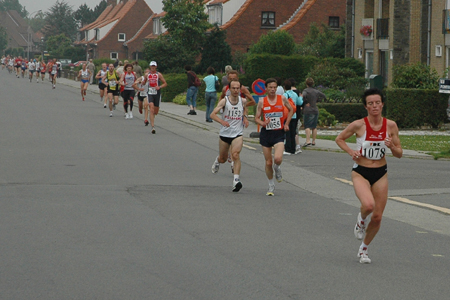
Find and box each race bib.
[266,117,282,130]
[148,87,157,95]
[140,90,147,97]
[51,70,57,75]
[361,141,386,160]
[109,80,117,87]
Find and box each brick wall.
[393,0,410,65]
[96,0,153,60]
[224,0,346,54]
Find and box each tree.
[143,36,196,73]
[0,0,27,17]
[248,30,296,56]
[74,4,94,28]
[0,26,8,53]
[392,62,440,89]
[46,33,72,57]
[27,10,46,33]
[198,24,232,73]
[42,0,77,41]
[296,23,345,58]
[93,0,107,18]
[161,0,211,54]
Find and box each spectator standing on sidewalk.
[302,77,326,147]
[283,79,303,155]
[87,59,96,84]
[203,66,219,123]
[185,65,200,115]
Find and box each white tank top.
[124,72,136,90]
[138,76,148,96]
[81,69,89,79]
[219,96,244,138]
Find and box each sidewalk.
[58,77,436,158]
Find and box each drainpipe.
[427,0,431,65]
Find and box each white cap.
[149,61,157,66]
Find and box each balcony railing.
[377,18,389,39]
[443,10,450,34]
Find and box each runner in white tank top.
[210,80,249,192]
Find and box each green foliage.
[161,0,211,53]
[5,47,24,56]
[296,23,345,58]
[27,11,46,32]
[318,108,337,127]
[232,50,247,72]
[392,62,440,89]
[0,0,27,17]
[138,60,149,72]
[317,103,368,123]
[249,30,296,56]
[160,73,189,102]
[93,58,114,67]
[73,1,106,29]
[385,88,448,128]
[42,0,78,41]
[172,92,188,105]
[46,34,72,57]
[143,36,196,73]
[244,54,365,89]
[307,63,367,90]
[198,24,232,73]
[0,26,7,53]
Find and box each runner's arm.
[158,73,167,89]
[386,121,403,158]
[241,86,255,107]
[210,98,229,127]
[254,100,269,127]
[335,121,362,160]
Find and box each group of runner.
[89,61,167,134]
[1,55,59,88]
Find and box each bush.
[249,30,296,56]
[392,62,440,89]
[317,103,368,123]
[161,73,188,102]
[318,108,337,127]
[306,62,367,92]
[385,89,448,128]
[173,92,187,105]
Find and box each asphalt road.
[1,70,449,300]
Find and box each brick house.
[346,0,450,86]
[0,10,39,59]
[146,0,345,54]
[76,0,154,61]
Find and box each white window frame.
[153,18,160,35]
[110,52,118,60]
[436,45,443,57]
[118,33,126,42]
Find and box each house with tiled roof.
[0,10,39,58]
[75,0,154,60]
[204,0,345,54]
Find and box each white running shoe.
[37,79,39,83]
[283,151,291,156]
[129,111,133,119]
[357,247,371,264]
[354,213,367,240]
[125,112,130,119]
[295,146,302,154]
[274,166,283,182]
[109,111,113,117]
[232,180,242,192]
[211,160,220,174]
[103,104,107,108]
[266,184,275,196]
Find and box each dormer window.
[208,5,223,25]
[153,18,160,35]
[261,12,275,28]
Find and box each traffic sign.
[252,79,266,96]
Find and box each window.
[153,18,160,35]
[329,16,339,28]
[208,5,223,25]
[436,45,443,57]
[261,12,275,27]
[95,29,99,40]
[118,33,126,41]
[110,52,118,60]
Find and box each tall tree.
[248,30,296,56]
[42,0,77,41]
[27,10,46,33]
[0,26,8,53]
[198,24,232,73]
[74,3,94,28]
[93,0,107,18]
[296,23,345,58]
[161,0,211,54]
[0,0,27,17]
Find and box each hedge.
[244,54,365,84]
[317,103,367,123]
[385,89,448,128]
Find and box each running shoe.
[357,247,371,264]
[103,104,107,108]
[266,184,275,196]
[151,127,156,134]
[354,212,366,240]
[82,97,85,101]
[125,112,129,119]
[109,111,113,117]
[231,161,234,174]
[211,160,220,174]
[295,146,302,154]
[144,120,149,126]
[283,151,291,156]
[52,85,55,89]
[37,79,39,83]
[274,166,283,182]
[232,180,243,192]
[129,111,133,119]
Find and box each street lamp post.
[27,10,42,61]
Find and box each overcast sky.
[21,0,163,17]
